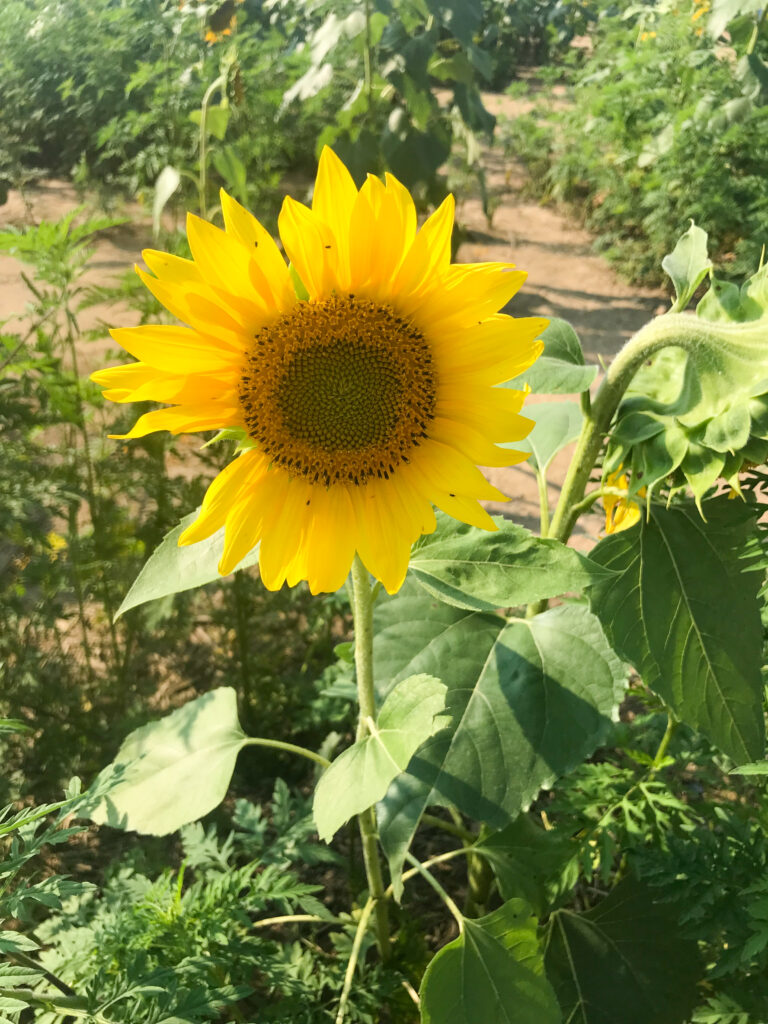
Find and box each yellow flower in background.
[602,468,646,534]
[46,531,68,559]
[691,0,711,22]
[92,148,545,594]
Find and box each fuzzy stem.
[547,314,716,546]
[349,555,391,961]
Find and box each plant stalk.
[349,555,391,962]
[547,314,715,546]
[243,736,330,769]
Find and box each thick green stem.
[349,555,391,961]
[548,314,726,547]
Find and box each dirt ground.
[0,101,667,548]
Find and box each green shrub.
[502,1,768,282]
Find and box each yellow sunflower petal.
[180,450,267,546]
[411,264,528,331]
[186,213,269,317]
[92,362,234,405]
[438,316,547,384]
[257,475,313,589]
[278,195,336,299]
[219,189,294,304]
[312,147,358,289]
[109,325,243,371]
[392,193,455,298]
[351,485,412,594]
[304,484,358,594]
[109,403,240,440]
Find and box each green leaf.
[608,265,768,500]
[517,401,584,471]
[116,509,260,619]
[730,761,768,776]
[661,222,712,312]
[86,689,247,835]
[420,900,561,1024]
[189,104,229,141]
[476,815,578,916]
[0,931,38,953]
[0,998,28,1015]
[505,319,597,395]
[709,0,764,40]
[588,497,765,763]
[376,590,625,889]
[313,674,446,842]
[544,877,701,1024]
[0,964,43,987]
[408,514,610,613]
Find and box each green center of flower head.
[239,295,437,486]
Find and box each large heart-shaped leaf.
[116,510,260,618]
[544,877,701,1024]
[505,319,597,395]
[408,514,610,613]
[420,900,560,1024]
[313,674,447,842]
[86,689,247,835]
[588,497,765,763]
[375,588,625,891]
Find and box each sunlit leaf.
[313,674,446,842]
[116,510,260,619]
[661,222,712,312]
[505,319,597,395]
[86,689,247,835]
[408,514,610,613]
[517,401,584,471]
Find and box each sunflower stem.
[547,314,717,546]
[349,555,391,962]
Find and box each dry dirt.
[0,103,667,549]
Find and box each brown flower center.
[239,295,436,486]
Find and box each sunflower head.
[92,149,546,594]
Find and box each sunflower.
[92,148,545,594]
[602,468,646,535]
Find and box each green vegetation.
[503,0,768,282]
[3,2,768,1022]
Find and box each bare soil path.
[1,104,666,547]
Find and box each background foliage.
[3,1,768,1022]
[502,0,768,282]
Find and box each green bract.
[606,232,768,504]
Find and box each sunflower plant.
[73,153,768,1023]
